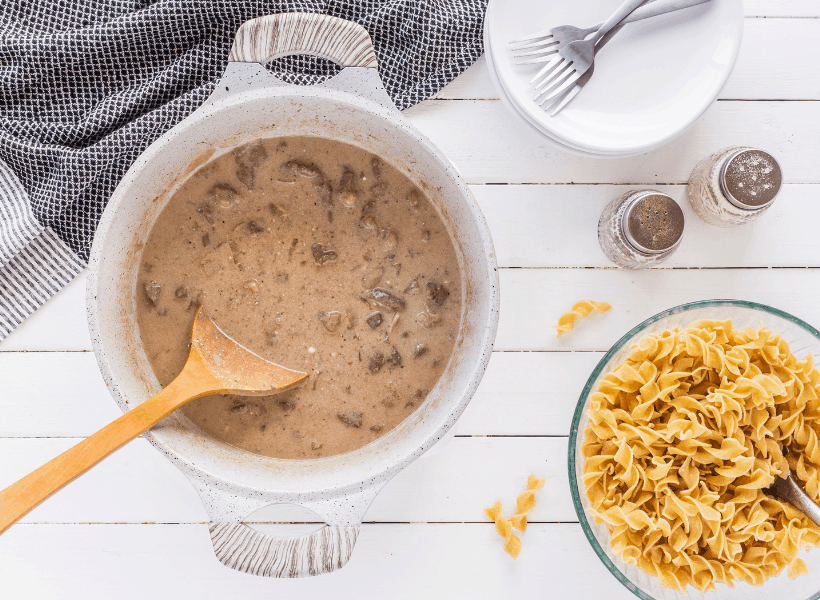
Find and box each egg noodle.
[484,474,545,559]
[582,319,820,593]
[555,300,611,338]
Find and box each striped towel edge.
[0,227,84,341]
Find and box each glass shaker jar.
[687,147,782,227]
[598,190,685,269]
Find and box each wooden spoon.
[0,308,308,536]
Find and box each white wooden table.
[1,2,818,597]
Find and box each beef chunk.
[245,220,265,236]
[337,411,363,428]
[425,281,450,306]
[414,343,428,358]
[387,346,402,367]
[367,349,385,373]
[366,312,383,329]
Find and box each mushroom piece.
[283,160,322,179]
[311,243,338,265]
[387,346,402,368]
[318,311,343,332]
[414,343,428,359]
[365,312,384,329]
[143,281,162,305]
[337,411,364,428]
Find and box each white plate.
[485,0,744,156]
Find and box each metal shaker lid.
[720,148,782,210]
[621,191,685,255]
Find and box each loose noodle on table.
[484,474,545,559]
[582,320,820,593]
[555,301,611,338]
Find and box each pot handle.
[229,12,378,69]
[191,480,384,578]
[209,522,360,578]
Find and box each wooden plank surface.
[0,351,601,437]
[0,437,574,524]
[0,523,636,600]
[495,269,820,351]
[404,100,820,184]
[475,184,820,268]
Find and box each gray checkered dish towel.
[0,0,486,340]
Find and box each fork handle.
[619,0,710,26]
[593,0,651,43]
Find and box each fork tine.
[513,42,558,58]
[539,69,582,104]
[510,37,556,51]
[512,42,559,57]
[534,64,571,95]
[533,59,570,91]
[510,30,556,45]
[516,51,560,66]
[528,55,563,86]
[532,63,568,94]
[536,66,575,102]
[549,84,582,116]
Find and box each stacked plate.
[484,0,745,158]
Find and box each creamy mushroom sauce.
[135,137,462,459]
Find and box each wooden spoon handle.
[0,357,216,535]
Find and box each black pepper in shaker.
[598,190,685,269]
[687,146,782,227]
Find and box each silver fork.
[532,0,649,104]
[511,0,709,65]
[543,0,711,115]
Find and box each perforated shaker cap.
[720,148,783,210]
[621,191,685,255]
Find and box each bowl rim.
[567,299,820,600]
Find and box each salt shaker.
[687,147,782,227]
[598,190,685,269]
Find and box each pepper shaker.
[598,190,685,269]
[687,147,782,227]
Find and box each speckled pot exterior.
[86,63,499,575]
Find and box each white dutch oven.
[87,13,498,578]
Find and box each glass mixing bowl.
[568,300,820,600]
